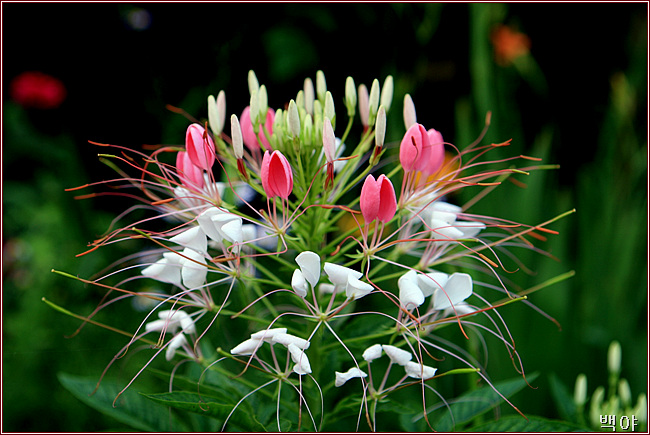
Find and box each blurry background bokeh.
[3,3,647,431]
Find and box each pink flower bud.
[240,106,275,151]
[185,123,216,171]
[399,123,430,173]
[176,151,204,189]
[421,128,445,176]
[360,174,397,224]
[261,150,293,199]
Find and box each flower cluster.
[60,70,567,431]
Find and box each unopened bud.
[287,99,301,138]
[345,76,357,118]
[304,77,314,115]
[574,374,587,407]
[230,114,244,159]
[380,75,394,113]
[403,94,417,129]
[273,108,284,138]
[208,91,226,136]
[249,90,259,128]
[608,341,622,375]
[296,90,305,111]
[618,379,632,408]
[248,70,259,96]
[375,106,386,149]
[301,114,313,146]
[258,85,268,118]
[358,84,369,127]
[368,79,380,127]
[324,91,335,129]
[589,386,606,428]
[316,70,327,102]
[633,394,647,424]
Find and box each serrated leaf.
[433,372,539,432]
[141,391,266,432]
[466,415,592,432]
[58,372,185,432]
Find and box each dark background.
[3,3,647,431]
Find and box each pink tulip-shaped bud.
[323,117,336,189]
[358,83,369,128]
[240,106,275,152]
[421,128,445,176]
[360,174,380,223]
[376,174,397,223]
[399,123,430,173]
[176,151,204,189]
[185,123,216,171]
[261,150,293,199]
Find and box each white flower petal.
[272,333,310,350]
[382,345,412,366]
[231,338,263,355]
[295,251,321,289]
[197,206,229,242]
[157,309,196,335]
[345,275,374,300]
[169,226,207,254]
[417,271,449,297]
[454,221,486,239]
[291,269,308,298]
[250,328,288,342]
[362,344,383,362]
[141,252,182,287]
[179,248,207,289]
[288,343,312,375]
[324,262,362,286]
[430,218,465,240]
[433,272,473,310]
[431,209,458,225]
[318,283,337,295]
[398,271,425,310]
[335,367,368,387]
[165,334,188,361]
[404,361,437,380]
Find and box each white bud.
[362,344,383,362]
[249,89,259,126]
[335,367,367,387]
[323,117,336,163]
[230,114,244,159]
[324,91,335,129]
[404,361,437,380]
[303,77,315,115]
[248,70,259,96]
[345,76,357,117]
[618,379,632,408]
[368,79,380,127]
[208,93,226,136]
[258,84,268,118]
[607,341,622,375]
[382,344,412,366]
[316,70,327,102]
[574,374,587,407]
[380,75,394,113]
[375,106,386,148]
[291,269,308,298]
[403,94,417,129]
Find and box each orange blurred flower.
[490,24,531,66]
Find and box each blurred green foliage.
[3,3,646,431]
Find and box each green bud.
[301,113,313,147]
[345,76,357,118]
[368,79,380,127]
[249,89,259,130]
[589,386,606,428]
[633,394,647,424]
[618,379,632,408]
[380,75,394,113]
[375,106,386,149]
[258,85,268,118]
[574,373,588,407]
[296,90,305,111]
[608,341,622,375]
[287,99,301,138]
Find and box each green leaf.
[548,373,580,423]
[432,372,539,432]
[466,415,593,432]
[141,391,266,432]
[58,372,185,432]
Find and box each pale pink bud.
[421,128,445,176]
[322,117,336,163]
[261,150,293,199]
[358,84,369,127]
[399,123,430,172]
[185,123,216,171]
[176,151,204,189]
[240,106,274,151]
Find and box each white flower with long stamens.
[197,207,243,251]
[156,309,197,335]
[382,345,412,366]
[141,251,182,287]
[362,344,383,362]
[231,338,262,356]
[404,361,437,380]
[335,367,368,387]
[345,275,374,300]
[272,333,310,350]
[250,328,288,342]
[323,262,362,293]
[179,248,207,289]
[169,226,208,255]
[165,333,188,361]
[417,271,449,297]
[288,343,312,375]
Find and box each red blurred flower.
[491,25,531,66]
[10,71,67,109]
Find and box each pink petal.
[421,128,445,176]
[260,150,275,197]
[267,151,293,199]
[399,123,429,172]
[376,174,397,223]
[185,123,216,171]
[360,174,380,223]
[176,151,204,189]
